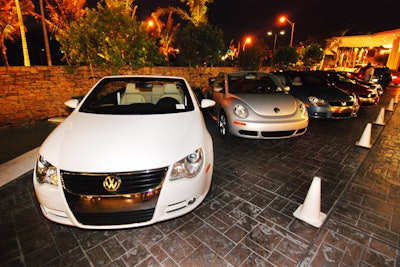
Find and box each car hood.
[232,93,299,116]
[39,111,207,173]
[334,82,370,94]
[291,85,352,101]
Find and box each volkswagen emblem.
[103,175,121,192]
[274,107,280,113]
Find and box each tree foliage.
[45,0,86,42]
[58,2,163,72]
[238,39,265,70]
[302,43,323,68]
[150,10,181,62]
[175,23,224,66]
[158,0,213,27]
[272,45,299,69]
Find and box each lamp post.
[267,31,285,54]
[279,16,295,47]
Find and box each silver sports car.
[203,71,309,139]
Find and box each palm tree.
[45,0,86,36]
[40,0,51,66]
[45,0,86,64]
[157,0,213,27]
[0,0,18,66]
[0,0,35,66]
[150,10,180,61]
[15,0,32,66]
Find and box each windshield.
[227,72,284,94]
[80,77,195,114]
[287,73,327,87]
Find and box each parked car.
[273,71,359,119]
[314,71,379,107]
[202,71,309,139]
[33,75,216,229]
[340,71,384,95]
[390,69,400,86]
[348,66,392,88]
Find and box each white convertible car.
[33,75,215,229]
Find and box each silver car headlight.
[170,148,203,181]
[36,155,58,186]
[308,96,328,106]
[234,104,248,118]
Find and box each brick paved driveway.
[1,87,399,266]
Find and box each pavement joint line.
[298,109,395,264]
[0,147,39,187]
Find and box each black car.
[373,67,392,88]
[350,66,392,88]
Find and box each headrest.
[292,77,302,86]
[164,84,179,94]
[125,83,139,93]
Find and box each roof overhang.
[330,28,400,48]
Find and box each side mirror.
[64,99,79,109]
[200,99,216,108]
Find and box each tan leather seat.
[120,83,146,105]
[160,84,182,103]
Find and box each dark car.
[273,71,359,119]
[314,71,379,107]
[348,66,392,88]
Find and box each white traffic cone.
[293,177,326,228]
[355,123,372,148]
[373,107,385,125]
[387,98,394,111]
[394,93,399,104]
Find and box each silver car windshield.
[80,77,195,114]
[228,73,284,94]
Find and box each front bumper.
[229,118,309,139]
[307,104,358,119]
[33,158,213,229]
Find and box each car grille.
[238,129,306,138]
[328,101,354,107]
[61,168,167,195]
[359,93,377,98]
[72,209,155,226]
[261,130,296,137]
[60,167,167,225]
[332,112,352,118]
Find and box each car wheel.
[218,111,229,138]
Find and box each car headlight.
[299,102,308,115]
[36,155,58,186]
[234,104,248,118]
[170,148,203,181]
[308,96,327,106]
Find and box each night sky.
[3,0,400,66]
[135,0,400,43]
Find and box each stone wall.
[0,65,238,127]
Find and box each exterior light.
[267,31,285,54]
[243,37,252,51]
[279,16,295,47]
[147,20,155,30]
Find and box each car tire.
[218,111,229,138]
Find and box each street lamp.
[279,16,295,47]
[243,37,252,51]
[267,30,285,53]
